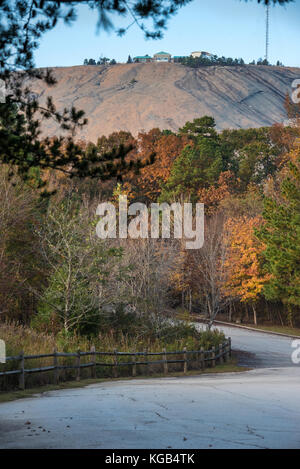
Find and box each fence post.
[197,349,201,370]
[228,337,232,358]
[144,348,149,376]
[223,341,227,363]
[132,350,136,377]
[19,350,25,390]
[200,347,205,371]
[90,345,96,379]
[226,339,230,361]
[76,349,81,381]
[183,347,187,375]
[53,348,58,385]
[211,346,216,368]
[219,343,224,365]
[163,348,168,375]
[113,349,118,378]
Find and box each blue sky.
[35,0,300,68]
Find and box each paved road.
[0,326,299,449]
[196,323,298,368]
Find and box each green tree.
[256,150,300,325]
[179,116,217,138]
[160,137,223,202]
[237,141,278,189]
[98,57,110,65]
[161,116,242,202]
[33,200,123,333]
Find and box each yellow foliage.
[224,216,270,303]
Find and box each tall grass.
[0,322,225,391]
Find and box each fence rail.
[0,338,231,390]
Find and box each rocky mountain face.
[29,63,300,142]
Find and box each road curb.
[192,317,300,340]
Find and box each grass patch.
[0,358,249,404]
[0,321,227,391]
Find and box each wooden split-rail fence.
[0,338,231,391]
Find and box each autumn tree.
[284,92,300,120]
[220,184,264,218]
[132,133,189,201]
[224,216,268,325]
[269,123,299,156]
[198,170,238,215]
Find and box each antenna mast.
[265,3,270,63]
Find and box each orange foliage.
[224,216,269,304]
[197,171,238,214]
[127,132,190,201]
[269,123,299,156]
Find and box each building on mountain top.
[191,51,213,58]
[132,51,213,63]
[133,55,152,63]
[153,51,172,62]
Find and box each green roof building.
[153,51,171,62]
[133,55,152,63]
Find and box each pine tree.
[256,147,300,325]
[160,118,225,203]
